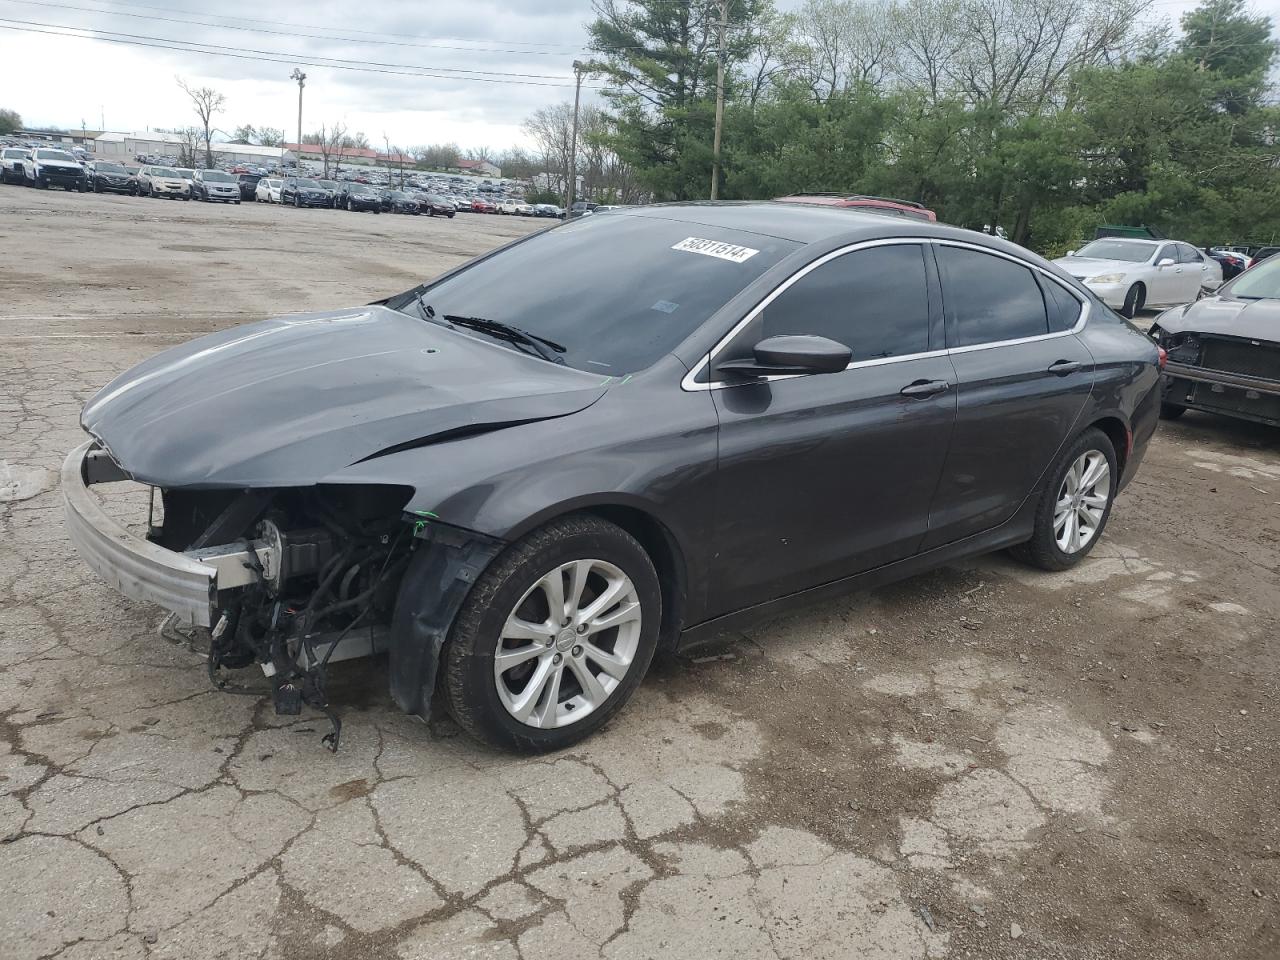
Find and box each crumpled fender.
[389,521,504,718]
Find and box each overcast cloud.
[0,0,1270,151]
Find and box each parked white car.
[255,178,283,203]
[514,201,535,216]
[21,148,88,191]
[136,165,190,200]
[495,198,520,215]
[1,147,28,184]
[1053,238,1222,318]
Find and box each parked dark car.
[338,182,381,213]
[62,203,1160,754]
[237,173,262,201]
[1150,253,1280,426]
[568,200,597,219]
[1248,246,1280,269]
[88,161,137,195]
[1208,248,1247,281]
[281,177,332,208]
[416,193,456,218]
[382,189,420,214]
[533,204,564,219]
[317,180,342,207]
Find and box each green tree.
[0,107,21,135]
[587,0,777,200]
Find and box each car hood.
[36,159,82,171]
[81,305,609,488]
[1051,256,1145,278]
[1154,296,1280,342]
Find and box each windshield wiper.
[442,314,566,364]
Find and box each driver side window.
[1156,244,1177,264]
[757,244,932,363]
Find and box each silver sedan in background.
[1054,238,1221,317]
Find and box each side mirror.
[716,335,853,379]
[1157,258,1176,268]
[1066,249,1076,257]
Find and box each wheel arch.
[501,496,689,653]
[1085,414,1131,478]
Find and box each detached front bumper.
[62,441,271,627]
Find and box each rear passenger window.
[759,244,931,362]
[1040,278,1083,332]
[937,247,1049,347]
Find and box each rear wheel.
[441,515,661,752]
[1120,283,1145,319]
[1010,428,1117,571]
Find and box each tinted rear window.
[938,247,1049,347]
[1041,278,1083,332]
[402,214,799,375]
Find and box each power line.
[0,19,610,87]
[3,0,591,56]
[2,0,599,48]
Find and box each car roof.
[603,201,973,246]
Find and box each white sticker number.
[671,237,760,264]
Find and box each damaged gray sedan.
[64,203,1160,752]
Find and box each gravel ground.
[1,188,1276,960]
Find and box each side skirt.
[676,496,1038,650]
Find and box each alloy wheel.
[1054,450,1110,554]
[493,559,642,729]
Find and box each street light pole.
[290,68,306,159]
[710,0,727,200]
[567,60,584,215]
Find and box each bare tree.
[176,77,225,168]
[173,126,201,168]
[315,122,349,178]
[523,104,576,204]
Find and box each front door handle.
[900,379,950,398]
[1048,360,1081,375]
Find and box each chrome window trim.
[682,237,1088,392]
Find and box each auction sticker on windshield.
[671,237,760,263]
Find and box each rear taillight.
[1157,346,1168,371]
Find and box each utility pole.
[290,68,306,160]
[567,60,584,214]
[710,0,727,200]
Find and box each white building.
[93,132,294,167]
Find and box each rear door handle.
[900,379,950,398]
[1048,360,1081,375]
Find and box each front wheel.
[440,515,662,752]
[1120,283,1145,319]
[1010,427,1117,571]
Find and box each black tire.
[347,199,354,211]
[1160,402,1187,420]
[1120,283,1145,319]
[441,514,662,752]
[1010,427,1118,572]
[293,195,300,208]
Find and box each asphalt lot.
[1,188,1277,960]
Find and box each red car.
[775,194,937,222]
[471,198,496,214]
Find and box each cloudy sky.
[0,0,1268,151]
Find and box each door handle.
[900,379,950,398]
[1048,360,1081,375]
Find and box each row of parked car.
[0,146,568,218]
[248,175,564,217]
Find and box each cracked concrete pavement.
[1,189,1277,959]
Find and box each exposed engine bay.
[153,482,416,750]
